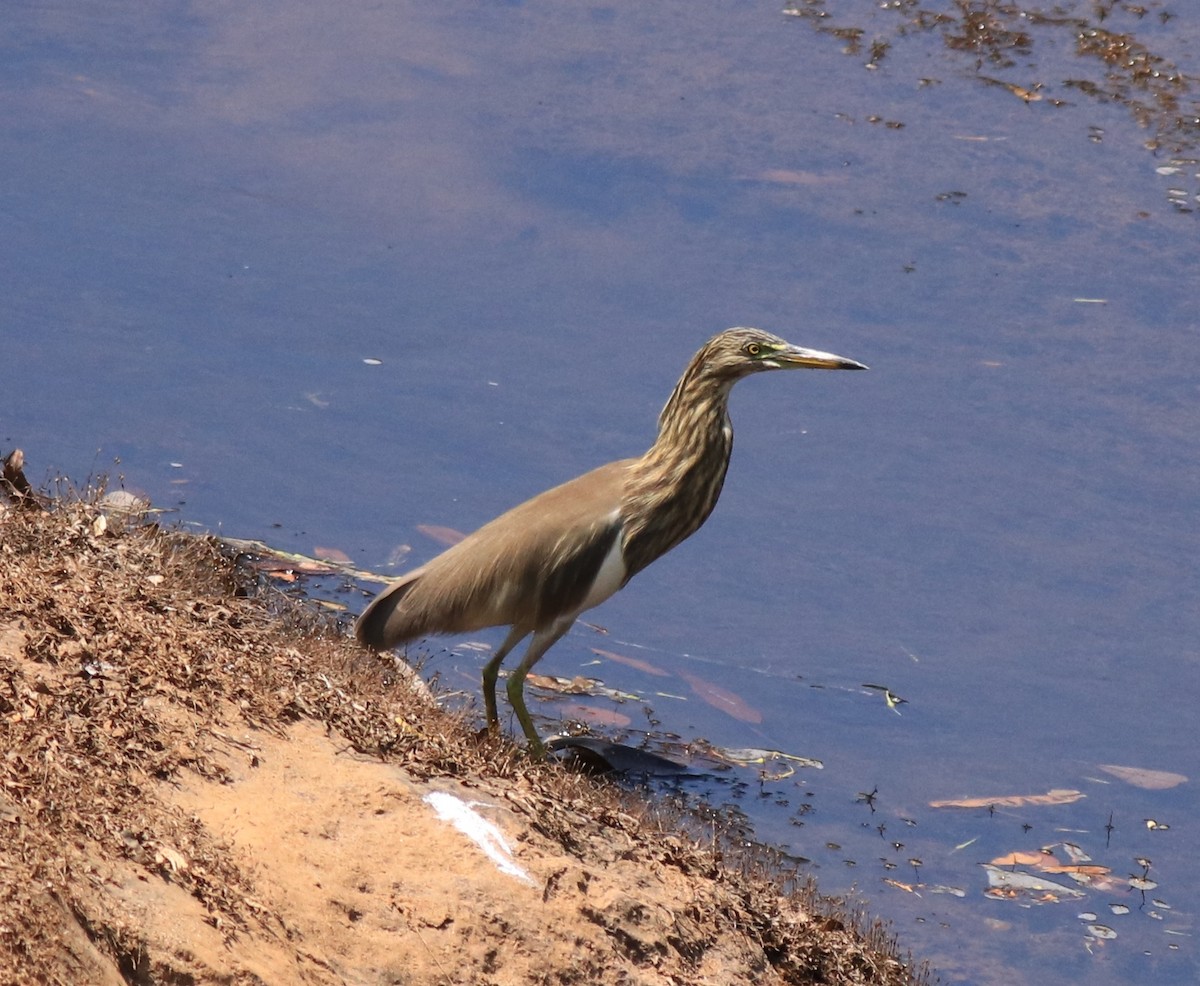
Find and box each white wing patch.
[578,531,626,613]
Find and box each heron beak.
[772,344,869,371]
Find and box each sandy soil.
[0,490,922,985]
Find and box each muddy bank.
[0,489,922,985]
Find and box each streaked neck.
[620,363,735,578]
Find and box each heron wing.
[355,459,632,649]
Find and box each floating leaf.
[1097,764,1187,790]
[930,788,1085,809]
[313,545,352,564]
[416,524,466,547]
[1086,924,1117,940]
[591,647,671,678]
[678,671,763,723]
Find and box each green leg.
[506,618,572,759]
[482,627,527,731]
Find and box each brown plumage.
[356,327,866,755]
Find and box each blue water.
[4,3,1198,982]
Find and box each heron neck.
[647,369,734,473]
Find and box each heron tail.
[355,570,425,649]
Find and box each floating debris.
[862,682,906,713]
[524,673,640,703]
[982,864,1086,902]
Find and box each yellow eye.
[746,342,761,357]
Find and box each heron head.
[702,327,868,378]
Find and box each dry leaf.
[153,844,188,872]
[930,789,1085,809]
